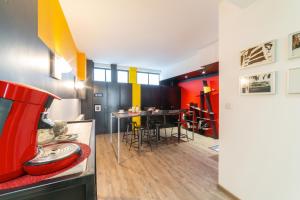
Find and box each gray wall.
[0,0,76,99]
[81,60,95,120]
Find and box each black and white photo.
[240,41,276,68]
[240,72,276,95]
[289,31,300,59]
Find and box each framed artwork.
[240,40,276,69]
[95,104,101,112]
[287,67,300,94]
[288,31,300,59]
[240,71,276,95]
[50,52,62,80]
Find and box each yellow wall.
[38,0,86,80]
[129,67,137,84]
[77,52,87,81]
[129,67,141,126]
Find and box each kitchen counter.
[0,120,96,200]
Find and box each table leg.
[178,123,181,143]
[117,117,120,164]
[138,129,142,152]
[178,113,181,143]
[110,113,113,143]
[156,125,161,140]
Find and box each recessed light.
[185,75,188,79]
[202,71,206,74]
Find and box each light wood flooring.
[96,129,233,200]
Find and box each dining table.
[110,110,184,164]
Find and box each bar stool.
[154,110,172,144]
[129,123,143,151]
[129,112,158,151]
[171,111,189,141]
[122,120,136,144]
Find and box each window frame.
[137,72,160,85]
[117,70,129,84]
[137,72,149,85]
[148,73,160,86]
[94,68,112,82]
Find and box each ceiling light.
[202,71,206,74]
[185,75,188,79]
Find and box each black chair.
[170,110,190,141]
[122,119,136,144]
[129,122,144,151]
[129,111,158,151]
[152,110,173,144]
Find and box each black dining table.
[110,109,185,164]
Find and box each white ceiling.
[229,0,257,8]
[59,0,219,69]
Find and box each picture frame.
[287,67,300,94]
[239,71,276,95]
[50,51,62,80]
[288,31,300,59]
[240,40,276,69]
[95,104,102,112]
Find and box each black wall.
[0,0,76,98]
[81,64,181,134]
[81,60,95,120]
[93,82,132,134]
[141,85,181,110]
[91,83,180,134]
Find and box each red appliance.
[23,143,81,175]
[0,80,60,183]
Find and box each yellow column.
[129,67,141,126]
[77,52,87,81]
[38,0,87,81]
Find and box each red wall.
[178,75,219,138]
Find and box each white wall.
[219,0,300,199]
[160,41,218,80]
[48,99,81,121]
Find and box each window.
[137,72,160,85]
[94,68,111,82]
[117,70,128,83]
[105,70,111,82]
[137,72,149,85]
[149,74,160,85]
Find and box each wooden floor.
[96,129,233,200]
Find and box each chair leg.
[126,125,130,144]
[186,128,189,141]
[155,129,159,147]
[129,133,133,151]
[147,131,152,151]
[129,129,136,151]
[192,128,194,141]
[165,128,168,145]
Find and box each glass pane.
[106,70,111,82]
[94,68,106,81]
[118,71,128,83]
[137,73,148,84]
[149,74,160,85]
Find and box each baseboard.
[217,184,240,200]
